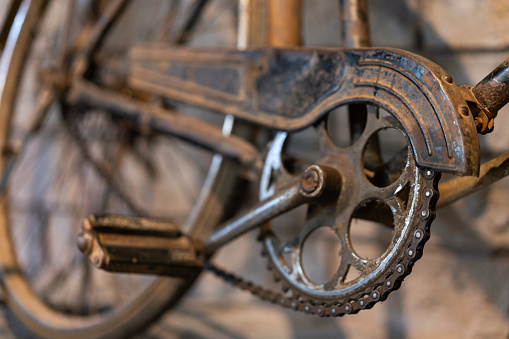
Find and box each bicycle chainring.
[253,104,441,316]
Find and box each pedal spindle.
[77,215,202,278]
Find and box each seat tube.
[268,0,301,47]
[340,0,371,48]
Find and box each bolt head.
[442,74,453,83]
[76,232,93,254]
[301,168,320,193]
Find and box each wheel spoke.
[63,115,146,215]
[71,0,129,60]
[155,0,182,42]
[38,256,77,300]
[0,86,55,196]
[58,0,76,69]
[163,139,203,204]
[0,0,241,335]
[177,0,234,44]
[175,0,210,45]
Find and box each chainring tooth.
[205,125,441,317]
[259,168,440,316]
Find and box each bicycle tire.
[0,0,242,337]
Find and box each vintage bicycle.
[0,0,507,337]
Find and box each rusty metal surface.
[79,215,203,278]
[268,0,301,47]
[469,57,509,134]
[473,57,509,116]
[340,0,370,48]
[257,104,440,306]
[203,106,442,317]
[204,164,341,253]
[2,0,509,336]
[238,0,268,49]
[67,80,261,169]
[438,151,509,208]
[129,46,480,175]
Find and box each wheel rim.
[0,0,240,336]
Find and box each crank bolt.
[301,167,321,194]
[300,164,341,200]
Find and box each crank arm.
[78,164,341,275]
[203,164,341,254]
[66,79,261,170]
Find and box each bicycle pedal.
[77,215,202,278]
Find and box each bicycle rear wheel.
[0,0,241,337]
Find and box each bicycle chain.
[205,169,440,317]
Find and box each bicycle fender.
[130,47,480,176]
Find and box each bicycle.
[0,0,507,338]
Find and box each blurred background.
[0,0,508,338]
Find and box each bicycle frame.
[62,7,509,256]
[1,0,509,336]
